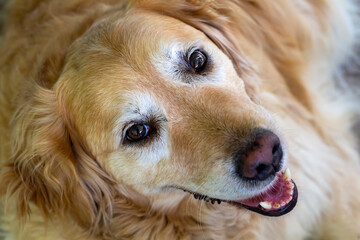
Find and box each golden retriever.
[1,0,360,239]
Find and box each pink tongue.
[236,177,292,207]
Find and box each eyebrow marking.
[113,92,167,147]
[154,41,208,84]
[153,40,227,87]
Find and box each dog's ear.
[0,82,117,234]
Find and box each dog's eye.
[126,124,150,141]
[189,50,207,72]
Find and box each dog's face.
[53,9,297,217]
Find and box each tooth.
[217,200,222,204]
[282,168,291,181]
[273,203,281,209]
[288,182,294,189]
[287,189,293,195]
[280,201,286,207]
[194,194,199,199]
[204,197,209,202]
[211,199,215,204]
[259,201,272,209]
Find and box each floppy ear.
[0,82,118,233]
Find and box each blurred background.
[0,0,5,31]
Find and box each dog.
[1,0,360,239]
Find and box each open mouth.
[184,168,298,217]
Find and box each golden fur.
[0,0,360,239]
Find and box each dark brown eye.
[126,124,150,141]
[189,50,207,71]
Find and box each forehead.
[60,8,228,107]
[82,9,210,69]
[62,9,215,91]
[59,8,242,111]
[109,9,209,52]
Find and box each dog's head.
[1,0,297,233]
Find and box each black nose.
[236,130,282,181]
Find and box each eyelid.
[121,115,167,146]
[125,123,150,141]
[185,46,203,60]
[121,120,148,140]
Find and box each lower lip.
[231,180,298,217]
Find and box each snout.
[235,130,283,181]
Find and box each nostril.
[255,163,273,181]
[272,143,280,154]
[256,163,267,174]
[272,144,283,172]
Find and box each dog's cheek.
[105,147,170,191]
